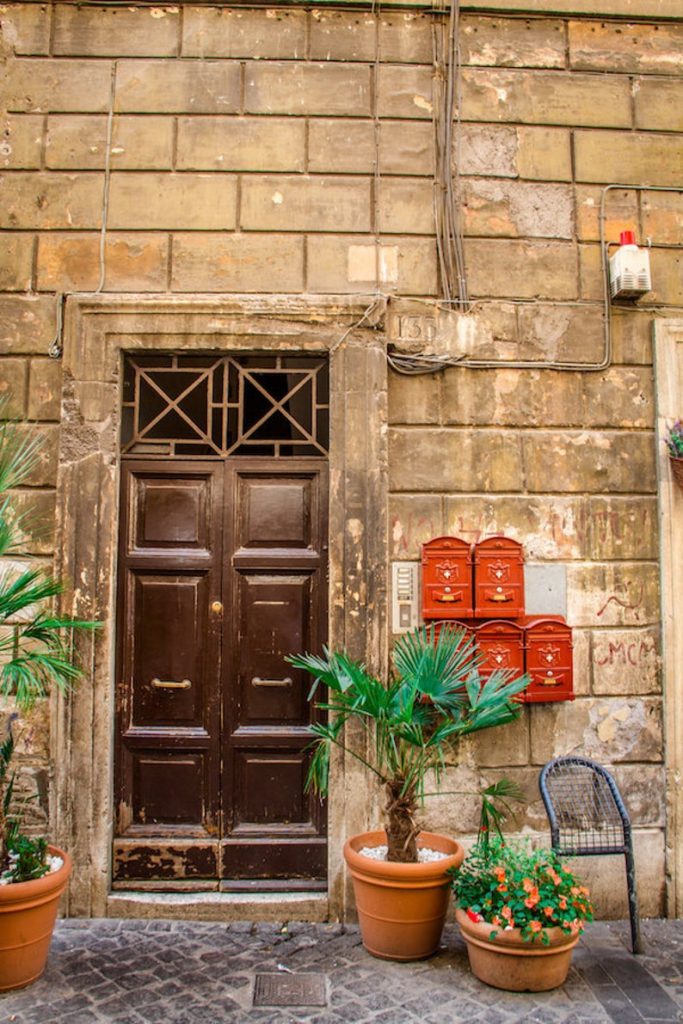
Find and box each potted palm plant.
[0,411,97,991]
[287,624,530,960]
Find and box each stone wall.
[1,1,682,917]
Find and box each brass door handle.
[151,678,192,689]
[252,677,293,688]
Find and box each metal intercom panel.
[391,561,420,633]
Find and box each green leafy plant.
[287,624,530,863]
[451,836,594,944]
[665,420,683,458]
[0,409,98,881]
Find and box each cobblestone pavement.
[2,919,683,1024]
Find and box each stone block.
[523,431,657,495]
[379,12,432,64]
[611,764,665,825]
[574,130,683,186]
[28,359,62,421]
[306,235,437,296]
[459,125,517,178]
[0,5,50,55]
[115,60,241,115]
[245,63,371,117]
[378,178,434,234]
[389,494,443,559]
[610,311,653,365]
[581,367,654,429]
[442,367,584,427]
[170,233,304,293]
[16,423,59,487]
[0,171,102,229]
[0,114,43,169]
[46,115,173,170]
[53,6,180,57]
[516,126,573,181]
[109,173,236,231]
[381,121,433,176]
[389,428,523,492]
[241,177,370,233]
[37,233,169,292]
[182,7,306,59]
[5,58,112,113]
[4,489,56,556]
[460,69,632,128]
[567,563,660,627]
[308,120,375,174]
[0,295,55,353]
[0,234,33,290]
[464,239,578,300]
[570,829,664,918]
[569,20,683,75]
[464,302,520,358]
[592,627,661,696]
[529,696,662,763]
[587,497,658,561]
[635,78,683,132]
[571,627,591,696]
[649,247,683,306]
[377,65,433,120]
[462,179,573,238]
[309,10,376,62]
[578,244,602,301]
[468,713,530,767]
[421,765,487,837]
[461,15,565,68]
[0,697,50,760]
[0,358,27,417]
[388,371,440,425]
[443,495,590,559]
[177,116,305,172]
[575,185,639,243]
[517,303,605,364]
[642,190,683,245]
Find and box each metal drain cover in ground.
[253,973,327,1007]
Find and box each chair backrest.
[539,756,631,856]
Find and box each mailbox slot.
[422,537,474,619]
[523,618,574,703]
[474,536,525,619]
[476,620,525,682]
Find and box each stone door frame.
[654,319,683,917]
[53,294,388,918]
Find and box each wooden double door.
[113,458,328,889]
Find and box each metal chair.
[539,755,643,954]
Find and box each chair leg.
[625,845,643,954]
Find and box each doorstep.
[107,890,329,922]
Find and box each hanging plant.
[665,420,683,490]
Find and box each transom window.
[121,353,329,458]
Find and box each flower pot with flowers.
[665,420,683,490]
[0,408,98,991]
[287,624,530,961]
[451,834,594,991]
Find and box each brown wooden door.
[113,458,328,888]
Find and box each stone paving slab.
[1,919,683,1024]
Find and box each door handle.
[252,677,293,688]
[151,678,192,689]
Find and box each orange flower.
[544,906,554,918]
[529,921,542,933]
[524,895,539,909]
[522,877,535,893]
[546,867,562,885]
[494,867,506,883]
[502,906,513,920]
[559,897,567,910]
[497,884,508,893]
[492,916,502,926]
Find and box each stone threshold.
[106,891,329,923]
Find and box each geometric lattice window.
[121,353,329,458]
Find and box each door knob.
[211,601,223,614]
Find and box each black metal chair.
[539,755,643,954]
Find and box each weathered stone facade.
[1,0,682,921]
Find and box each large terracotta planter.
[455,906,580,991]
[344,830,464,961]
[0,846,72,992]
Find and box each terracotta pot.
[0,846,72,992]
[670,456,683,490]
[455,906,580,991]
[344,830,464,961]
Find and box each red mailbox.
[523,618,574,703]
[476,620,525,682]
[474,536,525,620]
[422,537,474,619]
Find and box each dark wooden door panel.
[115,457,328,886]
